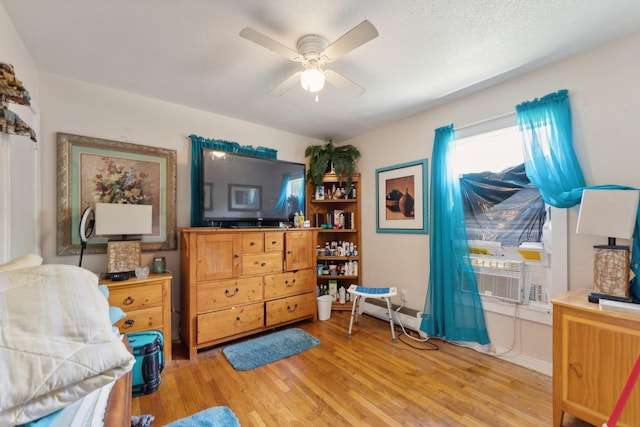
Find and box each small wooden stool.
[346,285,397,343]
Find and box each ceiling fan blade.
[240,27,300,61]
[323,20,378,61]
[325,70,365,97]
[268,71,303,96]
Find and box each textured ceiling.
[3,0,640,142]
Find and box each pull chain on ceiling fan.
[240,20,378,99]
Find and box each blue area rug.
[223,328,320,371]
[164,406,240,427]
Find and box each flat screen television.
[200,148,305,227]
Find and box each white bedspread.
[0,265,135,426]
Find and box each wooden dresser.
[180,228,317,358]
[100,273,173,361]
[552,289,640,426]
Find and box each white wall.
[0,3,40,262]
[347,31,640,372]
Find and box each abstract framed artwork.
[56,133,177,255]
[376,158,428,234]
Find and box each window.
[454,125,524,175]
[453,123,567,323]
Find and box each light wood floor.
[132,311,594,426]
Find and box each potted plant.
[305,138,361,190]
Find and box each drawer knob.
[286,280,295,287]
[250,241,256,246]
[287,250,292,254]
[235,316,241,321]
[287,304,298,312]
[234,253,240,258]
[271,240,277,244]
[225,287,240,297]
[261,262,267,267]
[123,319,135,329]
[123,296,135,305]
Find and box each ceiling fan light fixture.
[300,68,325,93]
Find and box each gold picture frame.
[56,133,177,255]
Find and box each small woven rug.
[222,328,320,371]
[164,406,240,427]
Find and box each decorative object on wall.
[304,138,360,189]
[0,62,36,142]
[376,159,428,234]
[56,133,177,255]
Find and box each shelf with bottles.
[318,229,357,234]
[316,260,358,278]
[307,172,361,311]
[311,176,357,202]
[317,280,354,311]
[317,275,359,280]
[317,255,359,262]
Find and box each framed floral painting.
[56,133,177,255]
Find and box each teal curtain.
[516,89,586,207]
[517,90,640,301]
[420,125,490,345]
[189,135,278,226]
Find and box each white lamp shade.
[300,68,325,92]
[576,189,639,240]
[95,203,152,236]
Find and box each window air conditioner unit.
[470,256,524,303]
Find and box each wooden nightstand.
[552,289,640,426]
[100,272,172,361]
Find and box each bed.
[0,259,135,427]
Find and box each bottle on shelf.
[339,286,346,304]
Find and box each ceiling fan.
[240,20,378,100]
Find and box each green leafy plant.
[304,138,361,189]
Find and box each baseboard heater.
[361,298,427,338]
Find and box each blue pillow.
[98,285,125,325]
[98,284,109,298]
[109,306,126,325]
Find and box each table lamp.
[95,203,152,278]
[576,189,639,301]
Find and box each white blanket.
[0,265,135,426]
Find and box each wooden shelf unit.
[307,173,361,310]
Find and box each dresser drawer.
[265,292,316,327]
[197,303,264,344]
[264,231,284,252]
[108,281,163,311]
[114,305,163,333]
[241,252,283,276]
[264,268,315,299]
[197,276,263,313]
[241,232,265,253]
